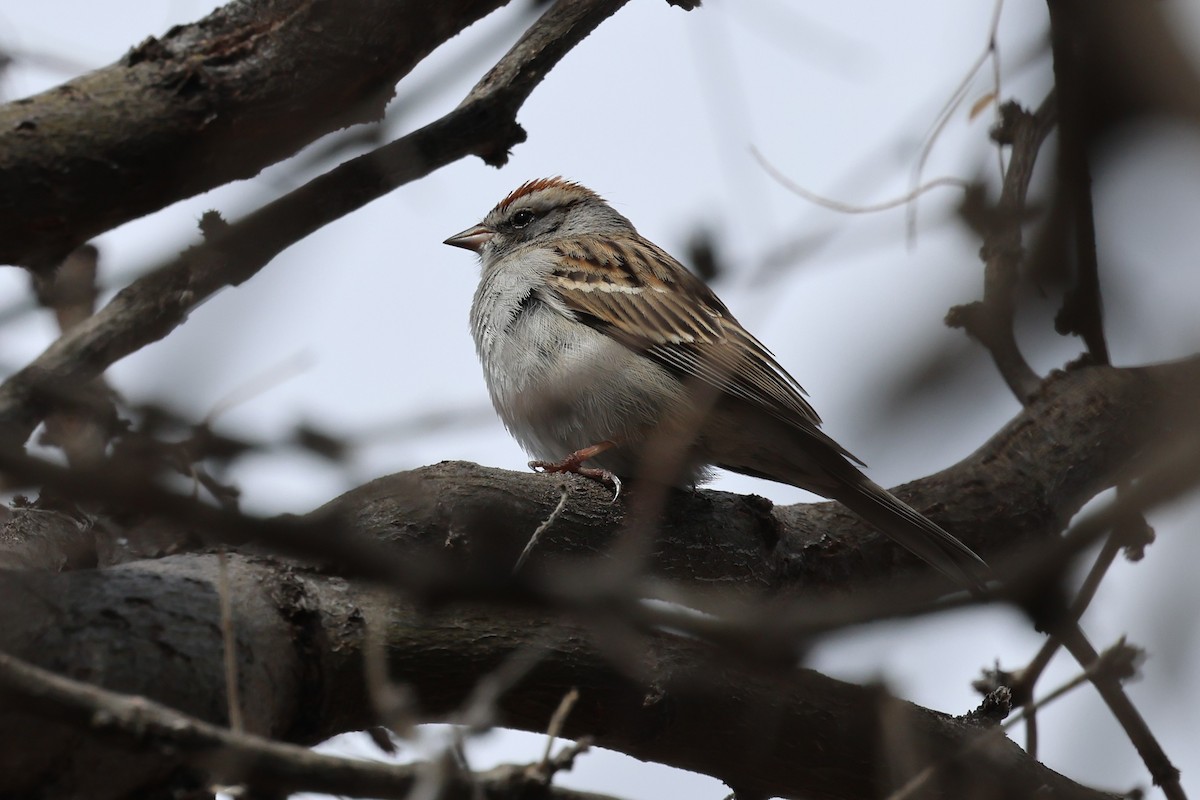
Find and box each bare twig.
[752,146,971,214]
[515,482,571,574]
[1006,640,1139,734]
[364,590,417,739]
[1006,490,1151,756]
[946,92,1057,404]
[539,687,581,769]
[888,642,1133,800]
[205,351,317,424]
[1011,533,1119,756]
[907,0,1008,242]
[36,245,116,469]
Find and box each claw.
[608,473,622,503]
[528,441,622,501]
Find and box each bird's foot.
[529,441,621,501]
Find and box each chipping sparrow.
[445,177,987,589]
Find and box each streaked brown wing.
[542,233,828,434]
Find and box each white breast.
[469,259,692,474]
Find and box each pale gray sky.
[2,2,1198,798]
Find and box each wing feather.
[542,234,848,449]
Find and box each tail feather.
[829,478,988,593]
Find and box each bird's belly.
[481,308,695,476]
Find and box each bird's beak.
[443,225,494,253]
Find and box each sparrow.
[445,177,987,589]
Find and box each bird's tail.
[827,477,989,594]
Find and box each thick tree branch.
[321,358,1200,597]
[2,357,1195,798]
[0,0,635,449]
[0,0,512,271]
[0,651,619,800]
[2,359,1198,600]
[0,553,1115,800]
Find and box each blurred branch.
[907,0,1007,241]
[2,358,1197,601]
[753,145,971,215]
[35,245,118,469]
[1005,498,1152,757]
[1047,0,1109,364]
[2,357,1199,684]
[0,553,1114,800]
[1056,625,1184,800]
[0,650,618,800]
[1,356,1195,797]
[0,0,638,450]
[946,92,1056,404]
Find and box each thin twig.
[752,146,971,214]
[205,351,317,424]
[37,245,114,469]
[540,687,581,769]
[888,641,1131,800]
[457,642,552,734]
[515,482,571,573]
[0,649,424,798]
[364,589,416,740]
[1005,642,1132,733]
[907,0,1008,243]
[1013,527,1123,756]
[946,91,1057,404]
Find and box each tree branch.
[0,552,1115,800]
[2,355,1195,798]
[2,359,1197,601]
[946,93,1056,404]
[0,649,623,800]
[1047,0,1109,363]
[0,0,636,449]
[0,0,515,271]
[1056,626,1184,799]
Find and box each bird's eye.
[511,209,536,228]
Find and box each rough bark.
[0,553,1111,800]
[0,0,508,271]
[2,359,1196,798]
